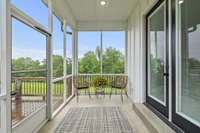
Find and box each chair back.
[73,75,89,89]
[114,75,128,88]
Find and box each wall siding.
[127,0,157,103]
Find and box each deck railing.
[11,75,73,98]
[11,74,127,125]
[11,74,127,97]
[76,74,128,95]
[11,75,73,125]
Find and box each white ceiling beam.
[77,20,127,31]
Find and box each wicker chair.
[109,75,128,102]
[73,75,91,102]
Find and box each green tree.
[78,51,100,73]
[102,47,124,73]
[52,55,63,77]
[12,57,46,77]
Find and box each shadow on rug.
[54,107,133,133]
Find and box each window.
[11,17,47,126]
[53,15,64,78]
[66,26,73,75]
[78,31,125,74]
[52,15,64,111]
[102,31,125,74]
[176,0,200,125]
[11,0,48,28]
[78,32,101,74]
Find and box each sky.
[11,0,125,61]
[78,31,125,58]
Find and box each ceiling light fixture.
[178,0,184,4]
[100,0,106,6]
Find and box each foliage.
[150,55,164,74]
[12,46,125,77]
[78,46,125,74]
[78,51,100,73]
[102,47,124,73]
[53,55,63,77]
[93,77,108,87]
[12,57,46,77]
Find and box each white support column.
[75,31,78,75]
[63,20,67,102]
[72,29,78,96]
[127,21,132,96]
[125,29,128,74]
[100,31,103,74]
[47,0,53,120]
[0,0,11,133]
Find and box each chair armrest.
[109,80,115,87]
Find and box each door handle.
[163,73,169,77]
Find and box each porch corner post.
[63,20,67,102]
[72,29,78,96]
[47,0,53,120]
[125,29,128,75]
[100,31,103,75]
[0,0,12,132]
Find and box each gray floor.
[38,96,151,133]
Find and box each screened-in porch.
[0,0,200,133]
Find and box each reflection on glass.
[78,32,101,74]
[11,0,48,28]
[102,31,125,74]
[148,3,165,103]
[11,18,47,126]
[176,0,200,125]
[53,15,64,78]
[53,80,64,112]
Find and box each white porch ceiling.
[66,0,137,22]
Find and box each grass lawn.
[12,82,123,96]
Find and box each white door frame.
[10,2,52,132]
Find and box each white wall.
[127,0,158,103]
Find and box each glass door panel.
[173,0,200,132]
[147,0,169,117]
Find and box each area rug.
[54,107,133,133]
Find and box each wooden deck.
[11,96,63,126]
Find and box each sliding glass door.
[147,0,169,117]
[172,0,200,132]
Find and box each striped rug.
[54,107,133,133]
